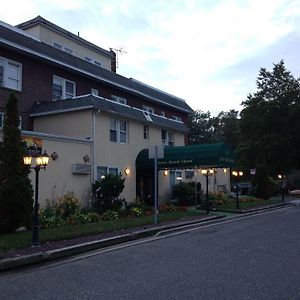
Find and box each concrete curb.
[215,202,293,214]
[0,215,223,272]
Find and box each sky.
[1,0,300,115]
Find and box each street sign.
[149,145,164,159]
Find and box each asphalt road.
[1,206,300,300]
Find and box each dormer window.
[111,95,127,105]
[143,105,154,114]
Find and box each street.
[1,206,299,300]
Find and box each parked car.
[232,182,252,195]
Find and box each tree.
[188,110,216,144]
[0,93,33,232]
[237,60,300,196]
[212,110,240,149]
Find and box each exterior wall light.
[201,168,215,214]
[23,150,50,246]
[231,170,244,209]
[163,170,168,176]
[124,168,130,176]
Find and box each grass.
[0,209,204,255]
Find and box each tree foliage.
[237,60,300,175]
[0,93,33,232]
[188,109,239,149]
[92,173,125,214]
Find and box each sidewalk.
[0,200,297,272]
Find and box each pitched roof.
[30,94,188,132]
[0,19,193,114]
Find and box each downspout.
[91,110,101,183]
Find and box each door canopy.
[136,143,234,170]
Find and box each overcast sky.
[1,0,300,115]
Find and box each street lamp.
[278,174,285,202]
[232,170,243,209]
[23,150,50,246]
[201,168,214,214]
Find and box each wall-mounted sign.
[22,136,43,156]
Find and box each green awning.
[136,143,234,170]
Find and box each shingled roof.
[0,19,193,114]
[30,94,188,132]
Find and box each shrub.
[101,210,119,221]
[92,174,125,214]
[86,212,100,223]
[39,214,64,229]
[171,182,195,206]
[55,191,81,219]
[130,207,143,217]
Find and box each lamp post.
[232,170,243,209]
[278,174,285,202]
[201,168,214,214]
[23,151,50,246]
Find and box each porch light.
[124,168,130,176]
[23,150,50,246]
[163,170,168,176]
[231,170,244,209]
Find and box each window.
[91,88,99,96]
[173,115,182,122]
[0,57,22,91]
[161,111,166,117]
[110,118,128,144]
[94,60,101,67]
[170,170,183,189]
[53,42,63,50]
[64,47,73,54]
[0,112,4,128]
[143,105,154,114]
[162,129,174,146]
[85,57,92,63]
[111,95,127,105]
[0,113,21,129]
[97,166,119,179]
[53,76,76,100]
[143,125,149,139]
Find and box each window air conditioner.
[72,164,91,174]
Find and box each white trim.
[21,130,92,144]
[0,37,191,113]
[29,105,94,117]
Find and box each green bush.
[171,182,195,206]
[92,174,125,214]
[39,214,64,229]
[101,210,119,221]
[130,207,143,217]
[55,192,81,219]
[86,212,101,223]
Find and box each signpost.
[149,146,164,224]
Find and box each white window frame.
[0,57,22,91]
[94,60,102,67]
[64,47,73,54]
[111,95,127,105]
[173,115,182,122]
[162,129,174,146]
[91,88,99,96]
[143,125,149,139]
[0,112,4,128]
[52,41,63,50]
[170,170,183,189]
[143,105,154,114]
[53,75,76,100]
[110,118,128,144]
[0,113,21,129]
[97,166,119,179]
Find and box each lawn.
[0,209,204,255]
